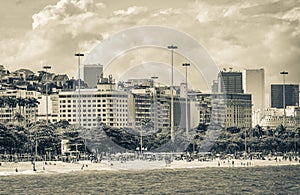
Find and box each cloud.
[151,8,181,17]
[0,0,299,102]
[113,6,147,16]
[240,0,299,16]
[32,0,99,29]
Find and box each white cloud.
[281,7,300,22]
[0,0,299,94]
[32,0,97,29]
[151,8,181,17]
[113,6,147,16]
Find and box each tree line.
[0,119,299,158]
[0,120,86,158]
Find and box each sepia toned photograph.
[0,0,299,194]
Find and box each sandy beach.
[0,156,299,176]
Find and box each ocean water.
[1,165,300,194]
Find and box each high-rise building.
[271,84,299,108]
[58,75,128,129]
[191,93,252,128]
[83,64,103,88]
[244,68,265,127]
[244,68,265,111]
[218,71,243,93]
[212,93,252,128]
[211,80,218,93]
[128,87,171,130]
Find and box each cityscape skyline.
[0,1,299,193]
[0,0,299,96]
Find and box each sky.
[0,0,299,105]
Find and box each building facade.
[190,93,252,129]
[58,77,128,129]
[243,68,265,127]
[271,84,299,108]
[128,87,171,130]
[244,68,265,111]
[218,71,243,94]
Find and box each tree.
[0,124,29,155]
[14,112,25,125]
[0,97,5,122]
[29,121,60,156]
[4,96,17,123]
[16,97,26,118]
[26,97,39,124]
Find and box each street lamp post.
[280,71,288,126]
[182,63,190,136]
[75,53,84,127]
[167,45,178,142]
[43,65,51,125]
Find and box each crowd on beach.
[1,151,300,174]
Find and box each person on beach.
[33,163,36,171]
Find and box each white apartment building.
[37,94,59,123]
[259,106,299,129]
[58,81,128,129]
[260,115,296,129]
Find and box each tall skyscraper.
[244,68,265,112]
[218,71,243,93]
[271,84,299,108]
[83,64,103,88]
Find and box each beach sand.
[0,157,299,176]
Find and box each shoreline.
[1,158,299,176]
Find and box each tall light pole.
[75,53,84,127]
[43,65,51,125]
[167,45,178,142]
[280,71,288,126]
[182,63,190,136]
[151,76,159,131]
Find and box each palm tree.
[14,112,25,126]
[27,98,40,124]
[16,97,25,114]
[16,97,26,126]
[5,96,17,124]
[0,97,5,123]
